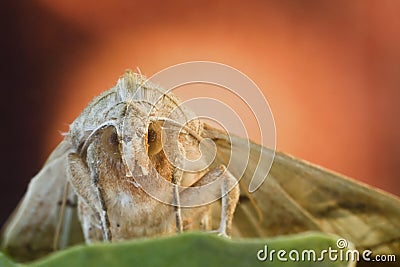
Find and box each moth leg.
[199,206,211,231]
[216,165,239,237]
[172,168,183,233]
[67,153,112,242]
[217,170,233,237]
[183,165,239,237]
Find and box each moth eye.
[147,122,162,156]
[101,127,120,158]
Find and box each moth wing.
[0,140,83,262]
[202,124,400,256]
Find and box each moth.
[1,71,399,263]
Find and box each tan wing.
[203,124,400,256]
[0,140,83,262]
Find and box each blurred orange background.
[1,0,399,225]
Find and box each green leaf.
[1,232,355,267]
[0,253,19,267]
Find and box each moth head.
[118,105,172,183]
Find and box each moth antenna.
[53,181,70,251]
[172,168,183,233]
[239,180,263,223]
[80,122,117,156]
[136,66,142,76]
